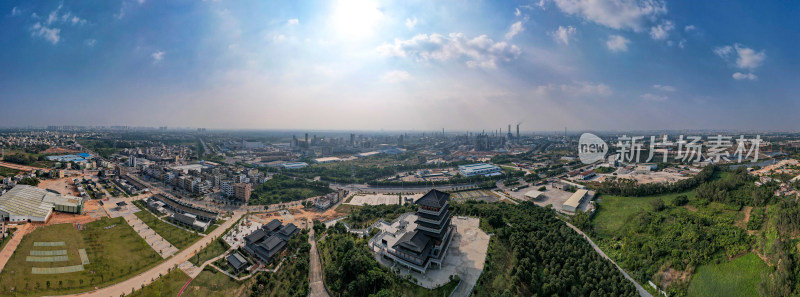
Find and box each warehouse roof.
[564,189,589,209]
[0,185,82,220]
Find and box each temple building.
[374,189,455,273]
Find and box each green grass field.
[190,238,230,266]
[183,268,248,297]
[0,217,161,296]
[133,203,202,250]
[593,190,696,237]
[687,252,767,297]
[128,269,191,297]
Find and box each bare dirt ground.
[250,206,346,228]
[595,171,691,184]
[39,176,83,196]
[656,267,692,289]
[44,200,107,226]
[739,206,753,228]
[0,161,41,172]
[40,147,81,154]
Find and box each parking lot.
[345,193,421,206]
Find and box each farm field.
[687,252,767,297]
[0,217,161,296]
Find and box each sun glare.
[330,0,383,40]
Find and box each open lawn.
[183,268,249,297]
[133,202,202,250]
[688,252,767,297]
[593,190,696,237]
[129,267,251,297]
[128,269,191,297]
[0,217,161,296]
[190,238,230,266]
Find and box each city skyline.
[1,0,799,131]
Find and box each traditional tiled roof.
[415,189,449,208]
[393,230,430,254]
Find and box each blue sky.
[1,0,798,131]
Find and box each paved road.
[563,221,652,297]
[307,219,329,297]
[50,210,245,297]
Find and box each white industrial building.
[562,189,594,213]
[0,185,84,223]
[458,163,501,177]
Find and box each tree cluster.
[451,202,638,297]
[249,174,332,205]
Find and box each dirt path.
[308,219,329,297]
[742,206,753,224]
[0,161,42,172]
[0,224,34,273]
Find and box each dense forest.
[695,167,777,206]
[249,174,332,205]
[451,201,638,297]
[319,224,457,297]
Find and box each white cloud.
[287,18,299,25]
[85,39,97,47]
[713,45,733,58]
[46,5,62,25]
[137,0,146,4]
[550,25,577,45]
[534,81,613,97]
[505,21,525,40]
[606,35,629,52]
[734,45,766,69]
[514,8,521,16]
[273,34,287,42]
[552,0,667,31]
[684,25,695,31]
[678,39,686,49]
[151,50,165,63]
[641,93,668,101]
[377,32,522,69]
[715,44,766,70]
[649,20,673,40]
[30,22,60,44]
[381,70,412,83]
[732,72,757,81]
[11,7,21,16]
[405,17,417,29]
[653,84,676,92]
